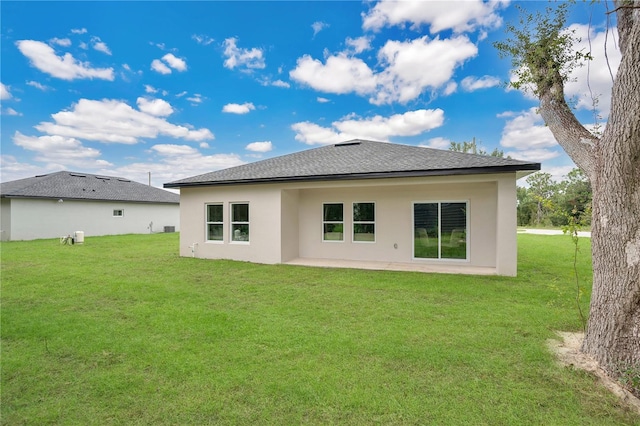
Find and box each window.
[323,203,343,241]
[353,202,375,242]
[413,202,467,260]
[206,204,223,241]
[113,209,124,217]
[231,203,249,242]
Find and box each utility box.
[75,231,85,244]
[164,226,175,233]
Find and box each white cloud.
[34,98,214,144]
[499,107,558,150]
[50,37,71,47]
[362,0,506,34]
[290,35,477,105]
[271,80,290,88]
[222,102,255,114]
[16,40,114,81]
[3,108,22,116]
[505,148,561,163]
[91,37,112,55]
[1,83,11,100]
[312,21,329,37]
[136,97,174,117]
[372,35,478,104]
[144,84,158,94]
[345,36,372,54]
[71,28,87,34]
[192,34,214,45]
[317,97,330,103]
[292,108,444,145]
[186,94,203,105]
[151,59,172,74]
[13,131,113,168]
[290,53,377,96]
[245,141,273,152]
[460,75,500,91]
[222,37,265,70]
[443,81,458,95]
[162,53,187,71]
[420,136,451,150]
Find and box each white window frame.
[113,209,124,217]
[205,203,224,243]
[412,200,469,262]
[322,202,344,242]
[352,202,376,243]
[230,202,250,243]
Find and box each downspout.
[189,242,198,258]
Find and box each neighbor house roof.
[165,139,540,188]
[1,171,179,203]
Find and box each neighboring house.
[164,140,540,276]
[1,171,180,241]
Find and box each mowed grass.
[1,233,637,425]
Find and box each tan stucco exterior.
[178,172,520,276]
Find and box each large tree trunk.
[536,2,640,372]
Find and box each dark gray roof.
[1,171,179,203]
[165,139,540,188]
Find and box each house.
[164,140,540,276]
[1,171,180,241]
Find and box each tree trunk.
[581,4,640,368]
[536,2,640,371]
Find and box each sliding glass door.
[413,202,467,260]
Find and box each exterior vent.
[69,173,86,177]
[334,141,361,147]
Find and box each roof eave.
[164,164,542,188]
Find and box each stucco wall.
[1,198,179,241]
[296,179,498,268]
[178,185,283,263]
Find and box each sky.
[0,1,620,189]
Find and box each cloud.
[420,137,451,150]
[186,94,203,105]
[362,0,506,34]
[271,80,290,88]
[3,108,22,116]
[16,40,114,81]
[317,97,330,103]
[443,81,457,95]
[222,37,265,70]
[245,141,273,152]
[71,28,87,34]
[499,107,562,163]
[312,21,329,37]
[292,108,444,145]
[13,131,113,168]
[136,97,174,117]
[290,53,377,96]
[192,34,214,45]
[1,82,11,100]
[33,98,214,144]
[460,75,500,91]
[151,59,172,74]
[345,36,372,54]
[372,35,477,104]
[290,35,477,105]
[91,37,112,55]
[222,102,255,114]
[161,53,187,71]
[144,84,158,94]
[50,37,71,47]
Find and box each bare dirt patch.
[547,331,640,415]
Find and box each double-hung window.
[413,202,467,260]
[353,202,375,242]
[206,204,223,241]
[323,203,343,241]
[231,203,249,242]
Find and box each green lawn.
[1,233,637,425]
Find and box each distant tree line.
[517,169,592,228]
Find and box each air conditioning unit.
[164,226,175,233]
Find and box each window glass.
[113,209,124,217]
[353,202,375,242]
[413,202,467,260]
[323,203,343,241]
[206,204,223,241]
[231,203,249,242]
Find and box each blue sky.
[1,1,619,188]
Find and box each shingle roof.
[165,139,540,188]
[1,171,179,203]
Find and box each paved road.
[519,228,591,237]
